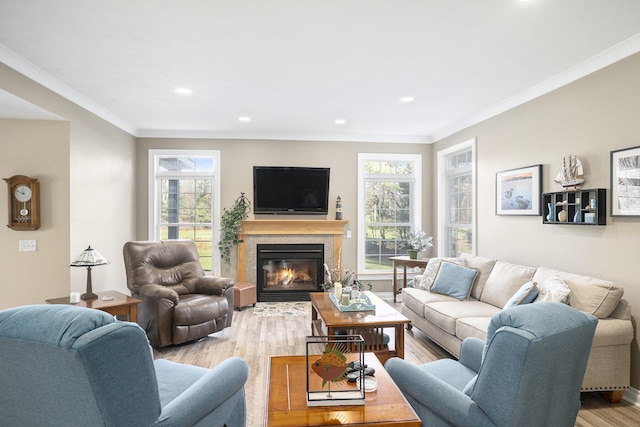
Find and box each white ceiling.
[1,0,640,143]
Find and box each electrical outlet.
[19,240,37,252]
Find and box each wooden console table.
[390,256,429,303]
[46,290,140,322]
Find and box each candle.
[334,283,342,300]
[70,292,81,304]
[341,293,350,306]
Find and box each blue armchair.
[0,304,248,427]
[386,302,598,427]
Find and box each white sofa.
[400,253,634,403]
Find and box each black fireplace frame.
[256,243,324,302]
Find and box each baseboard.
[623,387,640,407]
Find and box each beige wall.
[0,64,137,305]
[0,119,70,306]
[135,138,433,281]
[434,52,640,388]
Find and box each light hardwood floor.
[153,300,639,427]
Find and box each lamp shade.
[70,246,110,267]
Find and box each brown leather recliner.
[123,240,235,347]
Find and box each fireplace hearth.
[257,243,324,302]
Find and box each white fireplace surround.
[237,220,348,285]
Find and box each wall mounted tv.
[253,166,330,215]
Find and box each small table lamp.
[70,246,110,300]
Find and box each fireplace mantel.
[237,220,348,282]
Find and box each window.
[358,153,422,274]
[148,150,221,273]
[437,139,476,257]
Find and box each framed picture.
[610,145,640,217]
[496,164,542,215]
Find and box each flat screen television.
[253,166,330,214]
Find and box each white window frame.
[148,149,222,274]
[357,153,422,278]
[437,138,476,256]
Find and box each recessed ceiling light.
[174,87,192,95]
[400,96,415,103]
[238,116,251,122]
[335,119,347,125]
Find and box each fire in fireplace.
[257,243,324,302]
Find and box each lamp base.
[81,292,98,300]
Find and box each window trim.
[437,138,476,256]
[357,153,422,277]
[148,149,221,274]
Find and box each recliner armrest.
[195,275,234,296]
[137,284,179,305]
[458,337,484,372]
[385,358,495,427]
[154,357,248,427]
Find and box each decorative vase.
[546,203,555,222]
[558,209,568,222]
[408,250,418,259]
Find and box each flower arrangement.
[404,229,434,251]
[321,265,372,292]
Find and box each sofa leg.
[602,390,624,403]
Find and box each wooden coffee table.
[310,291,411,364]
[46,290,140,322]
[266,352,420,427]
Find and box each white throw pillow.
[418,257,466,290]
[535,275,570,304]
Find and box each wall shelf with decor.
[542,188,606,225]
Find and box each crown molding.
[431,33,640,143]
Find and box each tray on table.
[328,292,376,312]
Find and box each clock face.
[15,185,32,202]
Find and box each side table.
[46,290,141,322]
[390,256,429,303]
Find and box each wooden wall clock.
[3,175,40,230]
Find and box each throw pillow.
[430,261,479,300]
[418,257,466,290]
[535,275,571,304]
[503,280,538,309]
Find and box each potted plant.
[404,229,433,259]
[218,193,250,265]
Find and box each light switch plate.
[19,240,37,252]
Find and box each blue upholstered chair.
[0,304,248,427]
[386,302,598,427]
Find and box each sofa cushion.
[480,261,536,308]
[417,257,466,290]
[533,266,624,319]
[456,316,494,341]
[460,253,497,300]
[503,280,539,309]
[402,287,461,318]
[535,275,570,304]
[430,262,479,300]
[425,301,498,335]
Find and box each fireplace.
[257,243,324,302]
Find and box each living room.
[1,1,640,424]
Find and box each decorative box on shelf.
[306,335,366,407]
[328,292,376,312]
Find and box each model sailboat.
[554,154,585,189]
